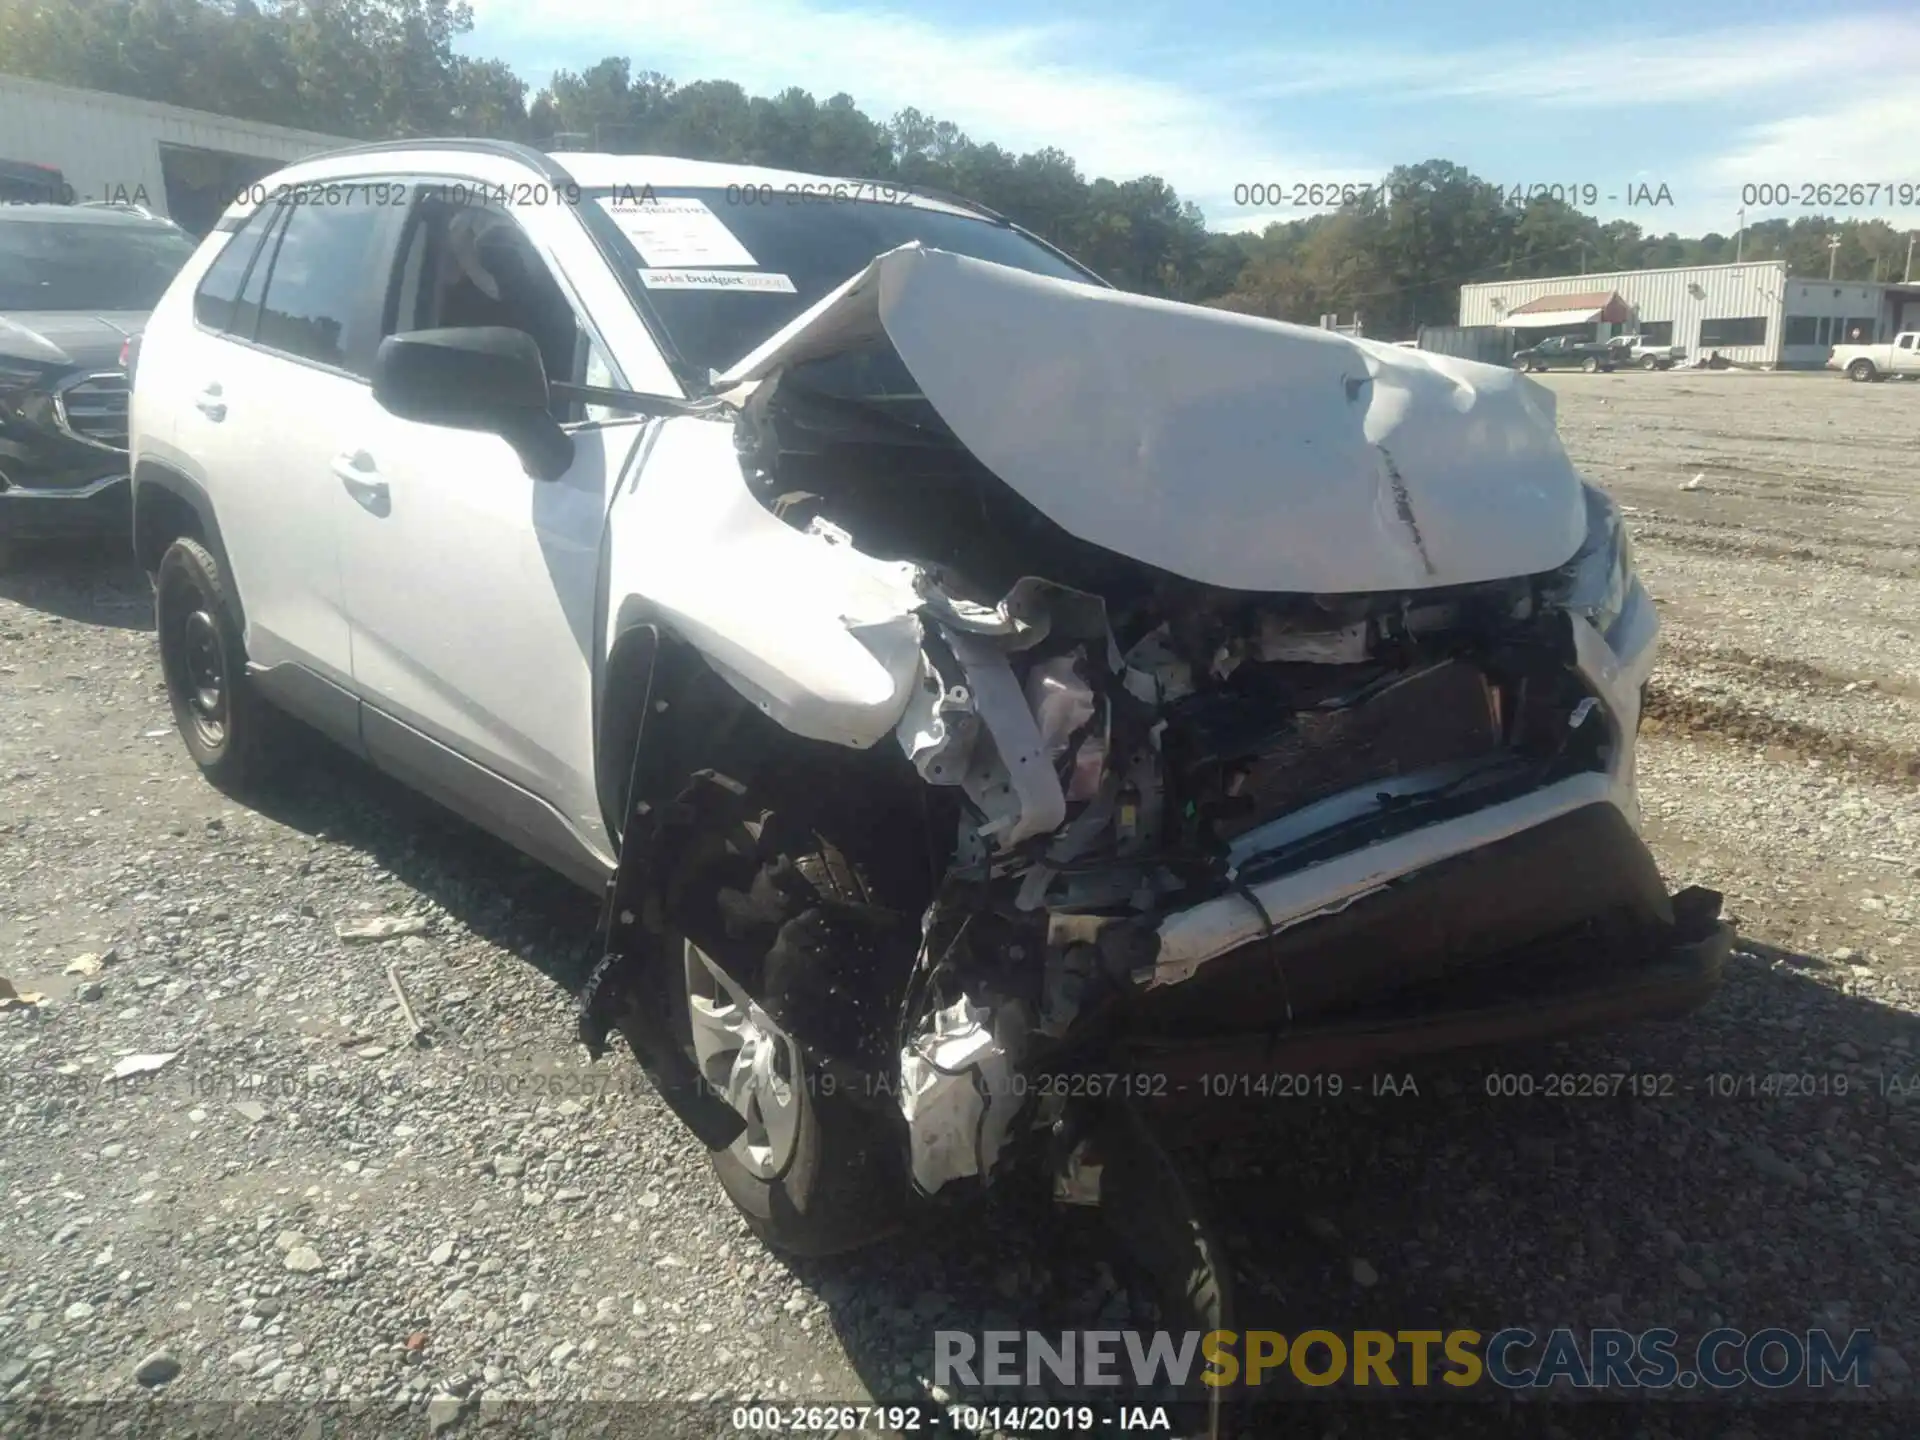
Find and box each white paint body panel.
[722,245,1590,594]
[136,228,357,682]
[603,418,927,748]
[338,414,646,859]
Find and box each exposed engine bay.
[709,364,1617,1194]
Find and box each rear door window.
[252,188,399,377]
[229,203,291,342]
[192,205,275,332]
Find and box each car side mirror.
[372,327,574,482]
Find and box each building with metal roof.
[1460,260,1920,368]
[0,75,351,234]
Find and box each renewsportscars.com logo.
[934,1327,1877,1391]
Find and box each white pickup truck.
[1605,334,1685,370]
[1829,331,1920,381]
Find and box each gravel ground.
[2,369,1917,1435]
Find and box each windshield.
[577,187,1097,382]
[0,218,196,311]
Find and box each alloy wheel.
[685,941,803,1180]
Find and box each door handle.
[194,384,226,421]
[332,451,390,508]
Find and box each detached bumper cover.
[1107,800,1729,1076]
[1120,903,1727,1085]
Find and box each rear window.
[193,205,276,332]
[577,187,1096,382]
[0,217,196,311]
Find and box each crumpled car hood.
[717,245,1589,594]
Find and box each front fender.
[601,416,927,750]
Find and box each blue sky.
[464,0,1920,237]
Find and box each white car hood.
[717,245,1589,593]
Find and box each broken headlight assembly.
[0,361,55,437]
[1554,482,1637,638]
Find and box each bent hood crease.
[718,244,1589,594]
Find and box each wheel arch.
[133,461,231,591]
[594,603,940,887]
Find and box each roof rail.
[308,136,576,186]
[74,199,168,223]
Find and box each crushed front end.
[590,245,1729,1208]
[724,360,1727,1200]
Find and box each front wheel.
[673,808,913,1257]
[1581,356,1601,373]
[1848,359,1877,382]
[155,536,286,793]
[684,939,904,1255]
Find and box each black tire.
[1641,354,1660,370]
[1581,356,1600,373]
[676,809,913,1258]
[1848,359,1876,383]
[155,536,285,792]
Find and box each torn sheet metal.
[898,996,1028,1193]
[716,244,1588,594]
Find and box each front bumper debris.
[0,471,130,542]
[1114,885,1728,1089]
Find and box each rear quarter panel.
[129,212,252,506]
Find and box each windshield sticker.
[638,269,797,293]
[597,196,757,268]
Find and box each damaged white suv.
[131,142,1728,1256]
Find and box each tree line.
[3,0,1909,332]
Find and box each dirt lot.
[2,369,1917,1432]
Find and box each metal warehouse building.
[1460,261,1920,369]
[0,76,349,233]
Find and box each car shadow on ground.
[0,537,153,630]
[234,729,1920,1433]
[248,735,604,996]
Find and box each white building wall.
[1460,261,1788,367]
[0,75,349,223]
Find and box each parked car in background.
[0,203,195,563]
[0,158,71,204]
[1829,332,1920,382]
[1607,334,1686,370]
[131,140,1726,1257]
[1512,334,1617,372]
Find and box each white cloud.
[1707,91,1920,187]
[468,0,1375,219]
[1672,75,1920,234]
[1223,16,1920,109]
